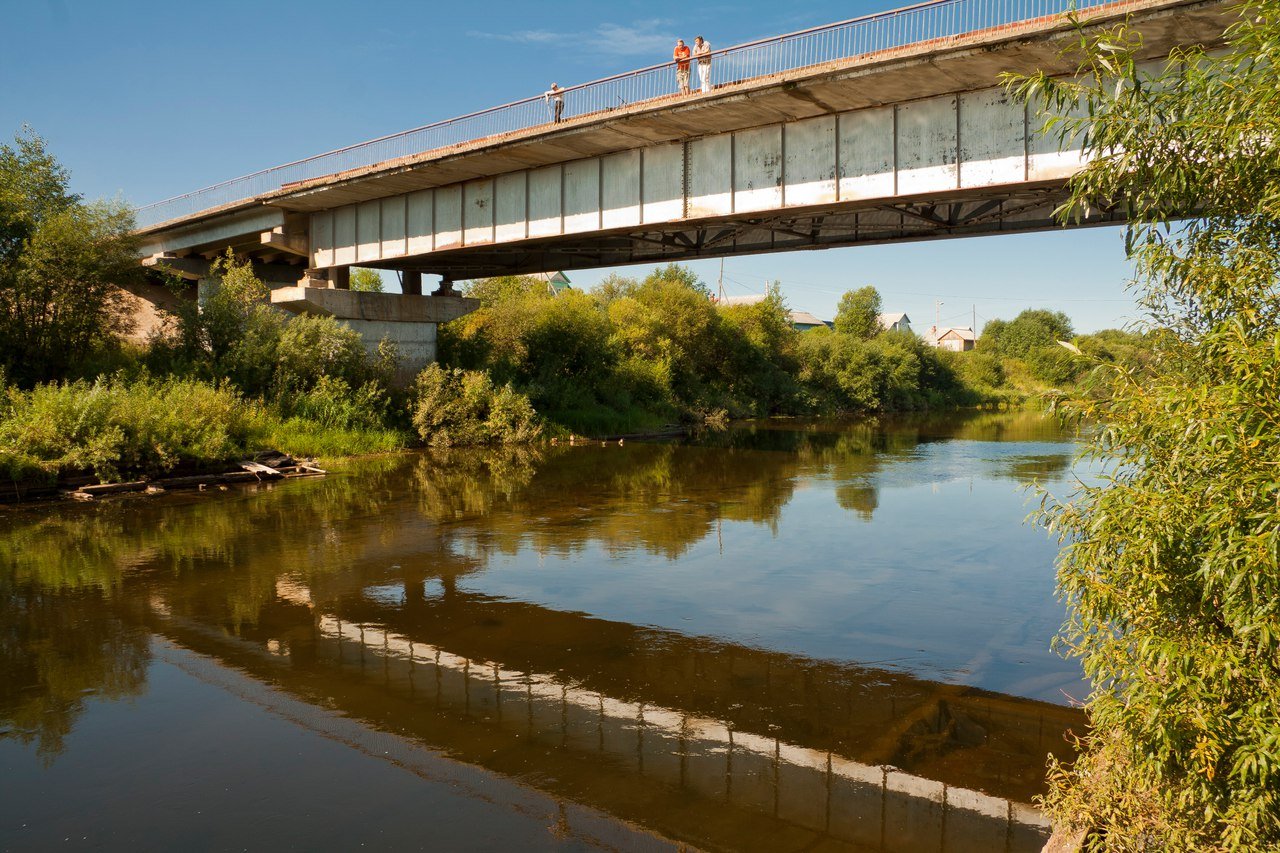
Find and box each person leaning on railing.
[544,82,565,122]
[693,36,712,93]
[673,39,692,94]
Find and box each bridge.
[133,0,1233,370]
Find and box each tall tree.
[0,129,138,384]
[1011,3,1280,846]
[834,286,882,339]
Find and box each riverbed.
[0,411,1087,851]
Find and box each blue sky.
[5,0,1139,333]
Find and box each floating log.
[53,452,328,502]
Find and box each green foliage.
[348,268,384,292]
[1010,4,1280,845]
[643,262,710,296]
[277,375,390,433]
[150,251,283,393]
[0,128,140,385]
[0,375,267,482]
[953,351,1005,390]
[275,313,379,393]
[1025,344,1084,387]
[796,327,966,413]
[980,309,1074,358]
[152,254,397,405]
[834,285,883,339]
[409,364,541,447]
[716,290,800,415]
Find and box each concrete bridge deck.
[136,0,1232,288]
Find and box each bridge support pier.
[269,287,478,386]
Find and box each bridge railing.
[135,0,1115,229]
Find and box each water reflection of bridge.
[149,573,1080,852]
[2,415,1083,850]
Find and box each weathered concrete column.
[269,287,479,385]
[197,276,221,303]
[331,266,351,290]
[402,271,423,296]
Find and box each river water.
[0,411,1087,852]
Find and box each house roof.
[719,293,767,306]
[789,310,829,327]
[936,326,976,340]
[532,271,571,285]
[877,312,910,326]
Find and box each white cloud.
[469,18,681,59]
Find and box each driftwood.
[48,452,328,503]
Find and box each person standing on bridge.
[673,39,691,95]
[694,36,712,94]
[544,82,565,123]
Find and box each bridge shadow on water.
[0,412,1084,851]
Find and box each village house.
[877,312,911,333]
[532,271,573,295]
[924,325,976,351]
[717,293,831,331]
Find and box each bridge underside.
[360,183,1113,280]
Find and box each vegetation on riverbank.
[0,124,1143,485]
[1012,3,1280,846]
[440,267,1149,433]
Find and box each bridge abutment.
[269,286,478,386]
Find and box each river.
[0,411,1087,852]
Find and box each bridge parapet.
[133,0,1170,231]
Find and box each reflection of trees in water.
[990,454,1074,483]
[0,411,1070,761]
[413,442,800,559]
[0,582,147,763]
[0,459,424,760]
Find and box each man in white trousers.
[693,36,712,93]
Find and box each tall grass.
[0,374,409,485]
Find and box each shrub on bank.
[0,375,265,482]
[409,364,541,447]
[0,373,412,486]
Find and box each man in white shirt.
[544,83,564,123]
[693,36,712,94]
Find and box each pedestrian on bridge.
[544,83,565,123]
[673,39,691,94]
[694,36,712,93]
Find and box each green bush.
[1025,344,1083,386]
[1014,3,1280,844]
[952,351,1005,389]
[409,364,541,447]
[0,375,266,482]
[274,314,376,393]
[278,375,389,433]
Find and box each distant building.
[716,293,831,331]
[532,271,572,295]
[717,293,767,308]
[924,325,976,352]
[877,312,911,333]
[788,310,830,331]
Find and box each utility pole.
[935,300,943,332]
[718,258,725,302]
[972,304,976,333]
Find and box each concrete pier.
[269,286,479,384]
